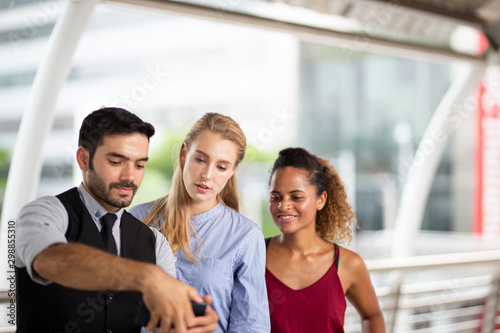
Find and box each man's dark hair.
[78,107,155,169]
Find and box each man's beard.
[87,169,137,209]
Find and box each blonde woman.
[265,147,385,332]
[130,113,270,333]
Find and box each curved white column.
[0,0,100,286]
[391,64,485,258]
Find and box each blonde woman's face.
[181,131,238,215]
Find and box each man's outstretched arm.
[33,242,203,333]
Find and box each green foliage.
[0,149,8,166]
[146,133,185,181]
[131,168,170,207]
[0,148,10,217]
[132,129,186,206]
[244,144,278,164]
[244,146,281,237]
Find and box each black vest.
[15,187,156,333]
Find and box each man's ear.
[76,147,90,171]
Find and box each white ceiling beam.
[105,0,486,65]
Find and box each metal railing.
[2,250,500,333]
[345,250,500,333]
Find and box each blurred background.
[1,0,500,331]
[0,0,487,249]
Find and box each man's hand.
[167,295,218,333]
[142,268,203,333]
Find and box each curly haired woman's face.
[269,167,326,235]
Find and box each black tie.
[101,213,117,255]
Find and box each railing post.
[481,268,500,333]
[386,271,405,333]
[391,65,484,259]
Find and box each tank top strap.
[334,243,339,272]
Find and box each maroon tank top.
[265,240,346,333]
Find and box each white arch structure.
[0,0,100,284]
[0,0,494,282]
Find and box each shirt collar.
[77,183,125,222]
[192,202,224,225]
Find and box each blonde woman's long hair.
[143,113,246,262]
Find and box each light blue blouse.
[130,201,270,333]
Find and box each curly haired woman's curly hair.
[269,147,357,244]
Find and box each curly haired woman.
[265,147,385,333]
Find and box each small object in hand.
[135,300,207,327]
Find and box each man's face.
[78,133,149,213]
